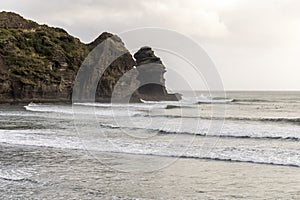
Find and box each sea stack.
[134,47,181,101]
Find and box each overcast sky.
[1,0,300,90]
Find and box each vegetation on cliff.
[0,11,179,103]
[0,11,134,102]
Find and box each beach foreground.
[1,143,299,199]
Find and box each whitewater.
[0,91,299,168]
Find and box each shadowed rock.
[0,12,137,103]
[133,47,181,101]
[0,12,181,103]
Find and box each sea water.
[0,91,299,198]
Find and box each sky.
[1,0,300,91]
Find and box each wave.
[74,102,166,109]
[0,168,36,183]
[99,123,300,141]
[24,103,300,126]
[24,104,75,114]
[197,98,235,104]
[241,117,300,124]
[200,116,300,125]
[139,100,192,109]
[148,96,231,106]
[0,112,38,117]
[140,99,180,104]
[24,103,140,117]
[3,138,300,168]
[26,102,190,114]
[133,113,300,125]
[176,155,300,168]
[157,129,300,141]
[103,149,300,168]
[234,99,273,103]
[140,97,235,104]
[1,129,299,168]
[211,116,300,125]
[0,129,56,135]
[190,96,294,104]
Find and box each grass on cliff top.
[0,26,88,84]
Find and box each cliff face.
[0,12,135,103]
[73,33,139,102]
[0,12,89,102]
[134,47,181,101]
[88,33,137,100]
[0,12,180,103]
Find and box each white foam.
[1,127,299,167]
[0,129,82,150]
[74,102,166,109]
[0,168,35,181]
[24,104,75,114]
[24,103,141,117]
[197,98,234,104]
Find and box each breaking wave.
[99,123,300,141]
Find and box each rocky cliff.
[134,47,180,101]
[0,12,89,103]
[0,11,180,103]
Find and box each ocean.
[0,91,300,199]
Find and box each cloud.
[0,0,229,42]
[0,0,299,90]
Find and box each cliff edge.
[0,11,180,103]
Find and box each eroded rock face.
[0,12,89,103]
[0,12,138,103]
[0,12,181,103]
[92,33,138,101]
[134,47,181,101]
[134,46,162,65]
[74,33,139,103]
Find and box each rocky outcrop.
[0,11,89,103]
[134,47,181,101]
[73,33,139,103]
[0,12,180,103]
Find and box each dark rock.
[0,11,89,103]
[134,47,181,101]
[134,46,162,65]
[0,12,181,103]
[0,12,128,103]
[74,33,139,103]
[88,32,119,50]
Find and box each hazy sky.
[1,0,300,90]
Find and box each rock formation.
[0,12,89,103]
[73,33,139,103]
[134,47,181,101]
[0,11,180,103]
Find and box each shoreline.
[1,143,300,199]
[1,142,299,169]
